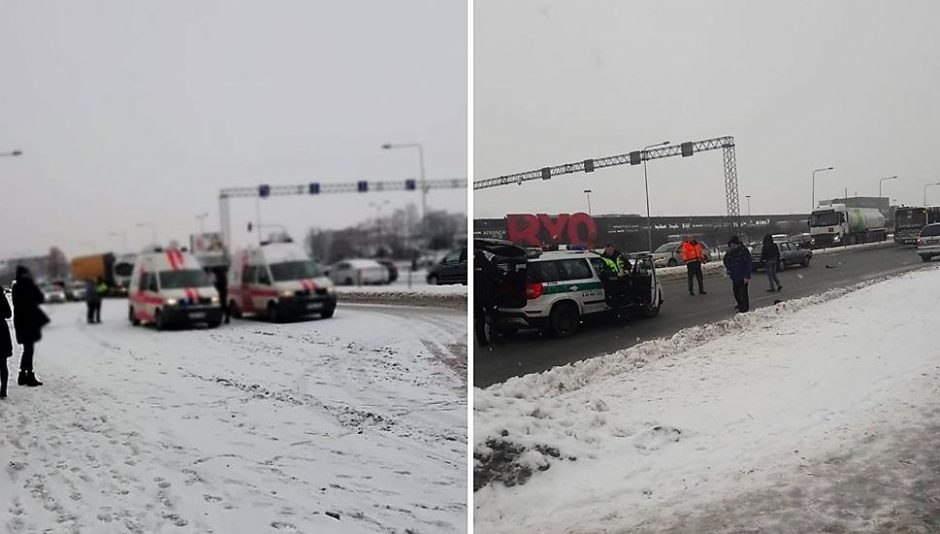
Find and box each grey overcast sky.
[474,0,940,219]
[0,0,466,258]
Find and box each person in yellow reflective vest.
[600,244,631,307]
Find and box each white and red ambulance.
[228,242,336,322]
[128,247,223,330]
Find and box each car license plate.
[306,302,323,310]
[189,312,206,319]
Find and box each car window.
[588,257,605,275]
[527,261,562,283]
[257,268,272,285]
[558,259,593,280]
[779,243,790,251]
[443,249,462,263]
[243,266,256,285]
[921,224,940,237]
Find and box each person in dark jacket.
[12,266,47,387]
[722,235,753,313]
[1,287,13,398]
[213,268,230,324]
[474,251,500,346]
[760,234,782,292]
[85,277,102,324]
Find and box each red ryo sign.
[506,213,598,247]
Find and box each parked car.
[68,280,87,301]
[39,282,68,304]
[750,241,813,271]
[916,223,940,262]
[651,241,713,267]
[330,259,390,285]
[426,247,467,285]
[788,233,815,249]
[376,259,399,283]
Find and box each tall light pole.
[924,182,940,207]
[137,222,157,245]
[0,150,23,158]
[811,166,834,211]
[195,212,209,234]
[643,141,670,252]
[583,189,593,215]
[745,195,752,217]
[382,142,426,241]
[879,175,897,198]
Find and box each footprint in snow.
[633,425,682,453]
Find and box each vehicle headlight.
[164,298,178,305]
[326,285,336,294]
[280,290,295,298]
[833,235,841,242]
[211,296,220,304]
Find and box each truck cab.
[809,204,886,247]
[228,242,336,322]
[128,248,223,330]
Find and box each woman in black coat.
[1,287,13,398]
[11,266,46,387]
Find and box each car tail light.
[526,282,543,300]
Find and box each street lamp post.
[924,182,940,207]
[382,143,426,240]
[811,166,835,211]
[643,141,670,252]
[745,195,752,217]
[0,150,23,158]
[195,212,209,234]
[583,189,593,215]
[879,175,898,198]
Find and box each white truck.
[809,204,886,247]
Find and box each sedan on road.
[426,247,467,285]
[329,259,390,286]
[916,223,940,262]
[652,241,713,267]
[750,241,813,271]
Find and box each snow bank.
[336,284,467,308]
[0,303,467,533]
[474,265,940,532]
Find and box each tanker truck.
[809,204,886,247]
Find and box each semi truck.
[70,253,137,296]
[893,206,940,245]
[809,204,886,247]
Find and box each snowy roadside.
[335,284,466,309]
[474,265,940,533]
[0,302,467,533]
[656,239,898,281]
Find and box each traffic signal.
[629,151,641,165]
[308,183,320,194]
[541,167,551,180]
[681,142,694,157]
[405,179,417,191]
[583,159,595,173]
[258,184,271,198]
[357,181,368,192]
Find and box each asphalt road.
[474,244,927,388]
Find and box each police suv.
[476,240,664,338]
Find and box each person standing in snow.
[760,234,782,293]
[1,286,13,398]
[11,266,48,387]
[722,235,753,313]
[680,235,707,296]
[85,277,102,324]
[213,268,230,324]
[474,250,500,346]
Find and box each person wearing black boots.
[11,266,48,387]
[1,286,12,398]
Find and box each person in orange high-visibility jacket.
[681,236,707,295]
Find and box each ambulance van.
[228,242,336,322]
[128,247,223,330]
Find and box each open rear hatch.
[474,238,529,309]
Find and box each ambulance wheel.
[154,310,166,331]
[208,319,221,329]
[129,306,140,326]
[229,300,242,319]
[321,308,335,319]
[267,302,282,323]
[548,302,580,338]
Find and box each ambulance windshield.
[159,269,211,289]
[270,261,322,281]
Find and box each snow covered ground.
[1,301,467,533]
[474,265,940,533]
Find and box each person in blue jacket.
[722,235,753,313]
